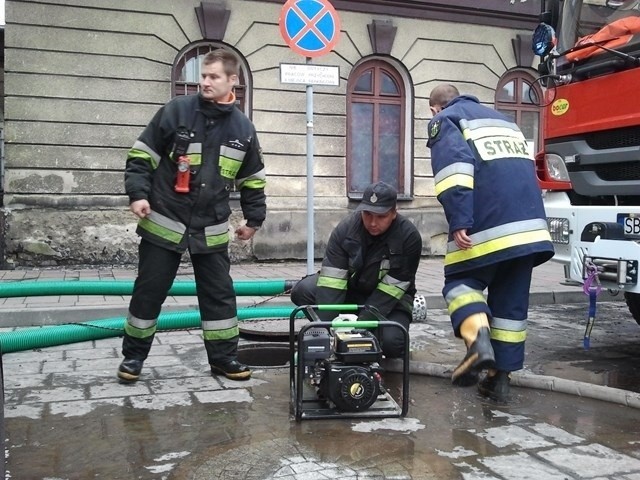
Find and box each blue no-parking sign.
[279,0,341,58]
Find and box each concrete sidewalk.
[0,258,621,327]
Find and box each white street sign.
[280,63,340,86]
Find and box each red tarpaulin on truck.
[566,16,640,62]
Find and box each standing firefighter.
[427,84,554,402]
[117,49,266,382]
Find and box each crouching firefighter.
[290,181,423,359]
[117,49,267,383]
[427,84,554,402]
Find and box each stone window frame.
[346,57,413,199]
[495,69,544,157]
[171,42,252,118]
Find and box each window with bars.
[172,43,247,114]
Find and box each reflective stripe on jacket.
[125,93,266,254]
[427,95,554,275]
[315,212,422,320]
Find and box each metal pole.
[305,57,315,275]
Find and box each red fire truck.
[533,0,640,323]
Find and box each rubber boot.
[451,313,496,386]
[478,369,511,403]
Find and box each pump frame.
[289,304,410,422]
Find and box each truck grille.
[586,126,640,150]
[595,161,640,181]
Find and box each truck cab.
[533,0,640,322]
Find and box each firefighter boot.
[210,359,252,381]
[117,358,144,383]
[451,313,496,386]
[478,369,511,403]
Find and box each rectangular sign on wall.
[279,63,340,86]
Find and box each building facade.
[1,0,541,266]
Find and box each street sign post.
[279,0,341,274]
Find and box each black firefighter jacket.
[315,212,423,321]
[124,93,266,254]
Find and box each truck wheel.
[624,292,640,325]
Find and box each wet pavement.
[2,260,640,479]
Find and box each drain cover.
[239,318,310,339]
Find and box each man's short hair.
[202,49,239,77]
[429,84,460,108]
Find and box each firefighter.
[427,84,554,402]
[117,49,266,383]
[290,181,423,358]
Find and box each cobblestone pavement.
[2,260,639,479]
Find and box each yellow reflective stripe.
[186,153,202,166]
[124,322,156,339]
[317,276,348,290]
[241,178,267,189]
[376,282,405,300]
[205,232,229,247]
[237,168,267,189]
[491,328,527,343]
[445,284,479,304]
[202,317,238,331]
[202,317,239,340]
[204,222,229,247]
[435,173,474,196]
[129,147,159,170]
[319,266,349,279]
[203,325,239,340]
[124,314,157,339]
[138,215,185,244]
[445,229,552,266]
[220,156,242,179]
[447,291,487,316]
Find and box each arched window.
[172,42,250,117]
[495,70,543,156]
[347,59,411,197]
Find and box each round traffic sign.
[279,0,341,58]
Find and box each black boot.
[210,359,252,380]
[452,326,496,386]
[478,370,511,403]
[117,358,144,383]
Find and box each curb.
[384,359,640,410]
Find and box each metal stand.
[289,304,410,422]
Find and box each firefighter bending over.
[427,83,554,403]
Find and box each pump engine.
[299,327,384,412]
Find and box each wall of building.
[1,0,538,267]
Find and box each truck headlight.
[547,217,570,244]
[545,154,571,182]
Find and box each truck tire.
[624,292,640,325]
